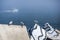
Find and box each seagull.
[20,21,24,25]
[9,21,13,25]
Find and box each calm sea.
[0,0,60,30]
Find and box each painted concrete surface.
[0,24,30,40]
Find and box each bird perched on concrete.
[8,21,13,25]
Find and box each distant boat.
[1,8,19,13]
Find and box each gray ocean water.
[0,0,60,30]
